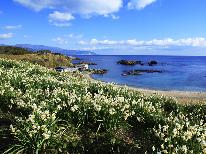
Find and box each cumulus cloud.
[49,11,74,27]
[49,11,74,22]
[14,0,158,24]
[14,0,122,16]
[13,0,54,11]
[0,33,14,39]
[3,25,22,30]
[127,0,157,10]
[78,37,206,47]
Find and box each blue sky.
[1,0,206,55]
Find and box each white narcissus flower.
[109,108,115,115]
[43,132,50,139]
[28,114,35,123]
[41,114,46,120]
[94,104,101,112]
[152,146,155,151]
[181,145,187,153]
[203,148,206,154]
[10,124,15,133]
[32,103,38,111]
[71,105,78,112]
[57,105,62,110]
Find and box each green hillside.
[0,59,205,153]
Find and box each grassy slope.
[0,46,32,55]
[0,59,205,153]
[0,53,72,68]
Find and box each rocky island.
[117,60,158,66]
[91,69,108,74]
[122,69,162,76]
[148,60,158,66]
[117,60,142,65]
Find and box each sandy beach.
[130,87,206,104]
[85,73,206,104]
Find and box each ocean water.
[73,55,206,91]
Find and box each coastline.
[84,73,206,104]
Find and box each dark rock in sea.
[117,60,142,65]
[53,52,62,55]
[148,60,158,66]
[122,69,162,76]
[91,69,108,74]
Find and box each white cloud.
[3,25,22,30]
[13,0,54,11]
[14,0,122,16]
[49,11,74,22]
[77,38,206,55]
[127,0,157,10]
[111,14,120,20]
[14,0,158,23]
[78,37,206,47]
[52,37,68,45]
[78,40,87,45]
[49,11,74,27]
[0,33,14,39]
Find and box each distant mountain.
[15,44,97,55]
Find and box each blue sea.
[73,55,206,92]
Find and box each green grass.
[0,58,205,154]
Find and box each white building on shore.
[55,66,78,72]
[55,64,89,72]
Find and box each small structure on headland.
[75,64,89,70]
[55,64,89,72]
[55,66,79,72]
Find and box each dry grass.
[0,53,72,68]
